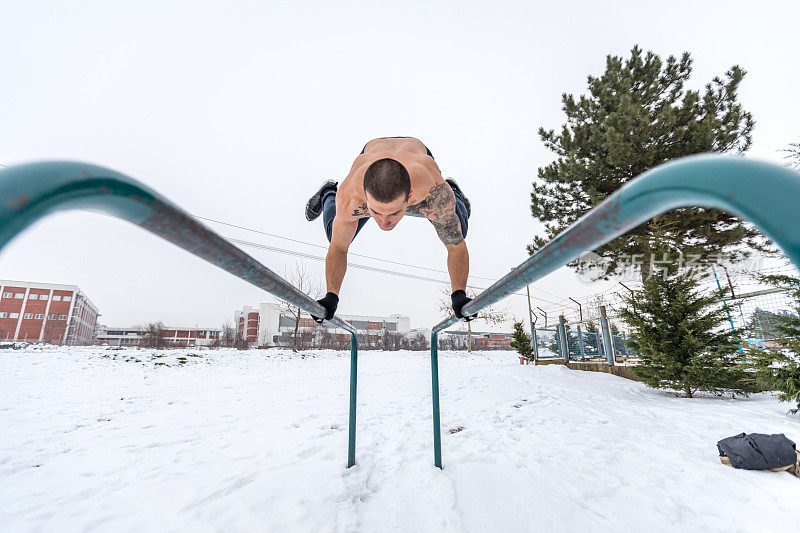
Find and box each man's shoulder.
[334,179,369,219]
[408,179,455,218]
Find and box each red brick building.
[473,333,513,349]
[235,306,261,345]
[0,280,100,344]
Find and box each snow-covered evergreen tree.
[618,249,751,397]
[510,321,534,362]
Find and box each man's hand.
[312,292,339,323]
[451,290,477,321]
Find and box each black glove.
[312,292,339,323]
[451,290,476,321]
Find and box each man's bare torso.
[321,136,468,304]
[336,137,445,220]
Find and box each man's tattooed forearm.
[432,212,464,245]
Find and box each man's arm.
[326,214,359,295]
[445,241,469,292]
[411,182,469,292]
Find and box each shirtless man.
[304,136,475,323]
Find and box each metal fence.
[535,328,635,360]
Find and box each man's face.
[365,191,412,231]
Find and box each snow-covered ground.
[1,346,798,532]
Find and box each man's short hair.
[363,158,411,203]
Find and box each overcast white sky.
[1,0,798,331]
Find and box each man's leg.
[453,189,469,239]
[446,179,470,239]
[322,191,370,243]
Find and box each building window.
[28,294,38,300]
[10,313,19,319]
[38,295,48,301]
[2,292,11,298]
[48,314,57,319]
[34,314,44,319]
[52,295,61,301]
[14,293,23,299]
[23,313,33,319]
[59,315,67,320]
[0,312,6,318]
[63,296,72,302]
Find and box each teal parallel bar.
[430,332,442,469]
[0,161,361,468]
[347,333,358,467]
[430,154,800,468]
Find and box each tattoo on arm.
[412,182,464,245]
[351,202,369,217]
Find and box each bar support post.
[431,331,443,469]
[600,306,615,366]
[347,332,358,468]
[558,315,569,362]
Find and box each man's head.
[363,158,413,231]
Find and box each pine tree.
[746,307,798,341]
[530,45,775,278]
[747,273,800,413]
[618,249,751,397]
[510,321,534,362]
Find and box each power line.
[84,208,565,301]
[198,215,471,277]
[197,214,566,298]
[217,237,564,305]
[78,208,564,305]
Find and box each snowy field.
[1,346,798,532]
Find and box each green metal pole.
[347,332,358,468]
[446,155,800,324]
[0,161,362,468]
[431,331,443,469]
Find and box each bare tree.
[317,327,333,349]
[783,140,800,169]
[217,320,236,348]
[437,287,509,352]
[141,322,167,349]
[279,261,322,352]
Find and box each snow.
[1,346,798,532]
